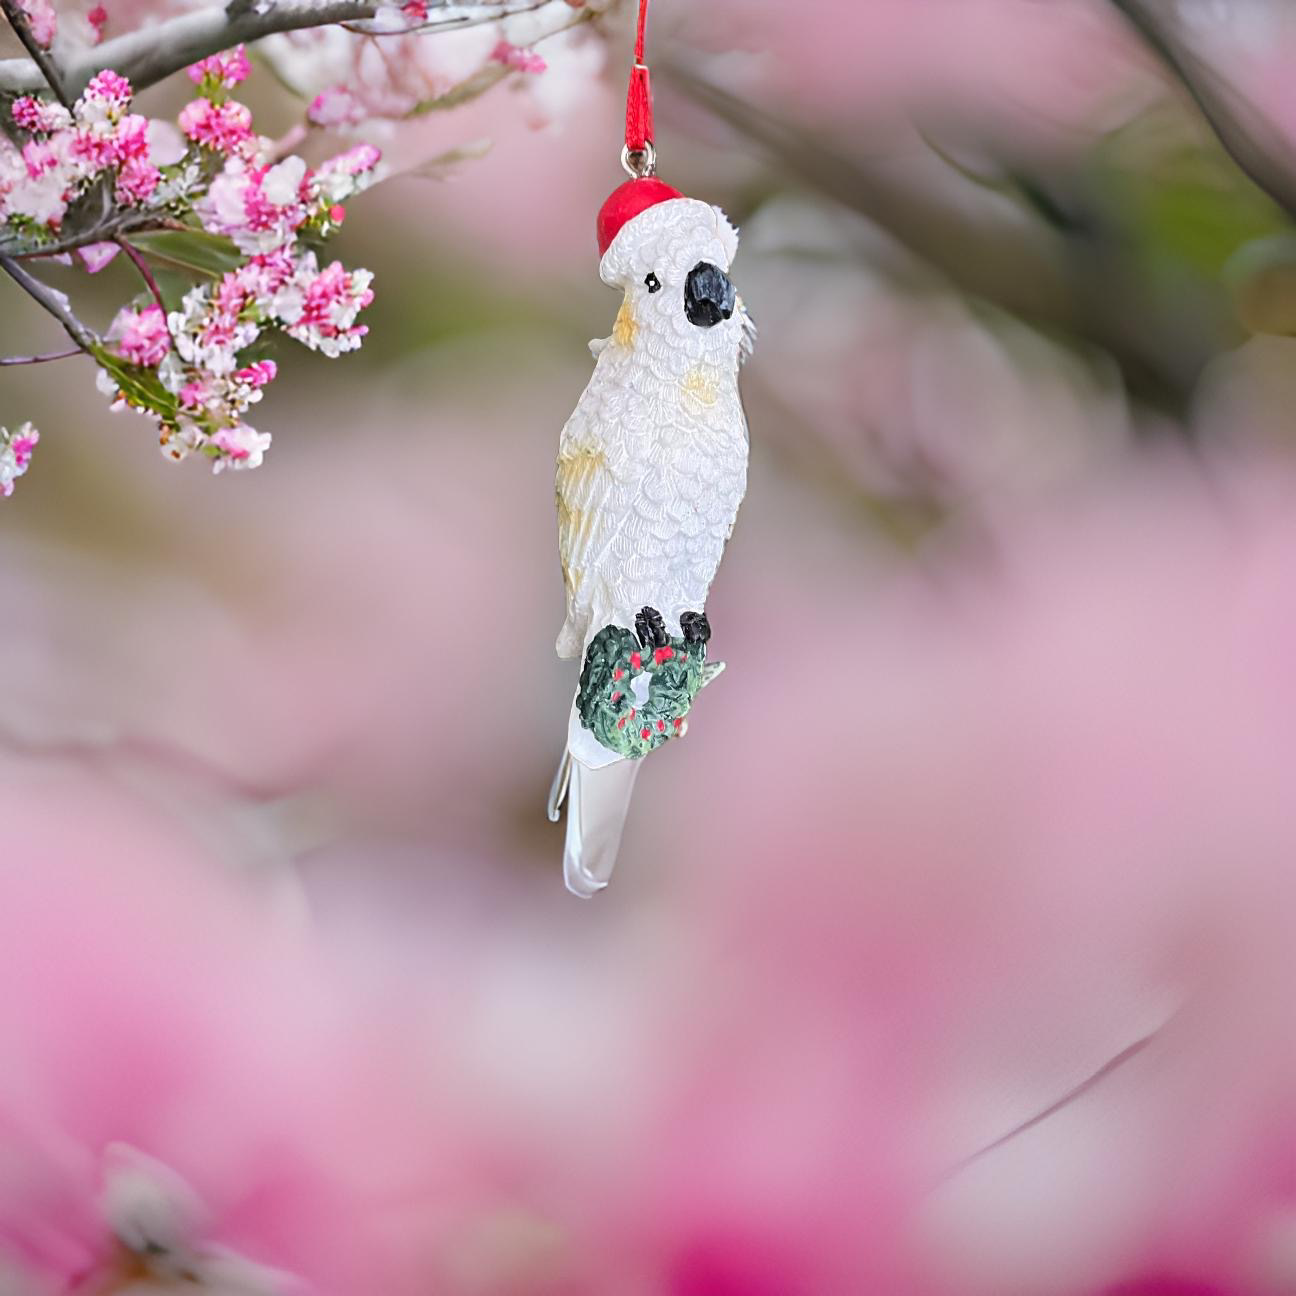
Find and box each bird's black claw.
[635,606,668,649]
[680,611,711,645]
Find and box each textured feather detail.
[738,300,758,366]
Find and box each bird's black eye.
[644,272,661,294]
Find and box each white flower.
[199,161,253,231]
[270,284,304,326]
[261,155,306,206]
[211,424,271,472]
[5,169,68,226]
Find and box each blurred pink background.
[7,1,1296,1292]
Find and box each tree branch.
[0,0,565,98]
[666,65,1211,414]
[116,238,168,318]
[0,346,82,364]
[1108,0,1296,221]
[0,209,169,259]
[0,255,99,352]
[0,0,72,107]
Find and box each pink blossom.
[11,431,39,469]
[195,155,324,254]
[235,360,277,388]
[1,61,374,482]
[324,143,381,176]
[179,378,211,409]
[20,138,59,179]
[307,87,363,128]
[490,40,547,74]
[11,95,71,133]
[114,153,160,204]
[87,3,107,41]
[186,44,251,90]
[210,423,271,472]
[271,255,374,357]
[312,143,381,205]
[18,0,55,46]
[178,97,255,156]
[80,68,132,117]
[110,113,150,161]
[76,241,120,273]
[1,158,69,227]
[401,0,427,18]
[0,422,39,498]
[108,303,170,368]
[67,123,112,170]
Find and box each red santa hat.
[596,176,683,259]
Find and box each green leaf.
[131,229,244,279]
[93,348,180,422]
[151,266,196,314]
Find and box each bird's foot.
[679,611,711,645]
[635,606,669,649]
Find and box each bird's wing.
[556,396,623,637]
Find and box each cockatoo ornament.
[547,162,755,896]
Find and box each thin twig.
[0,255,99,352]
[0,346,83,365]
[0,0,72,107]
[1,210,164,260]
[943,1022,1170,1180]
[115,237,168,317]
[342,0,548,36]
[0,0,576,98]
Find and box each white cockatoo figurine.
[548,175,754,897]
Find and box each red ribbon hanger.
[625,0,653,157]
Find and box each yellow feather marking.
[682,365,719,407]
[612,299,637,349]
[556,446,607,595]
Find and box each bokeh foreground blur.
[7,1,1296,1293]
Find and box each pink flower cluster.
[0,422,39,499]
[0,70,162,232]
[106,302,170,368]
[186,44,252,91]
[69,55,380,476]
[491,40,548,74]
[307,86,365,129]
[178,96,255,157]
[196,144,380,255]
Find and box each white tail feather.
[557,755,640,898]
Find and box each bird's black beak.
[684,261,736,329]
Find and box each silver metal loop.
[620,141,657,179]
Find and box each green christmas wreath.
[577,624,720,759]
